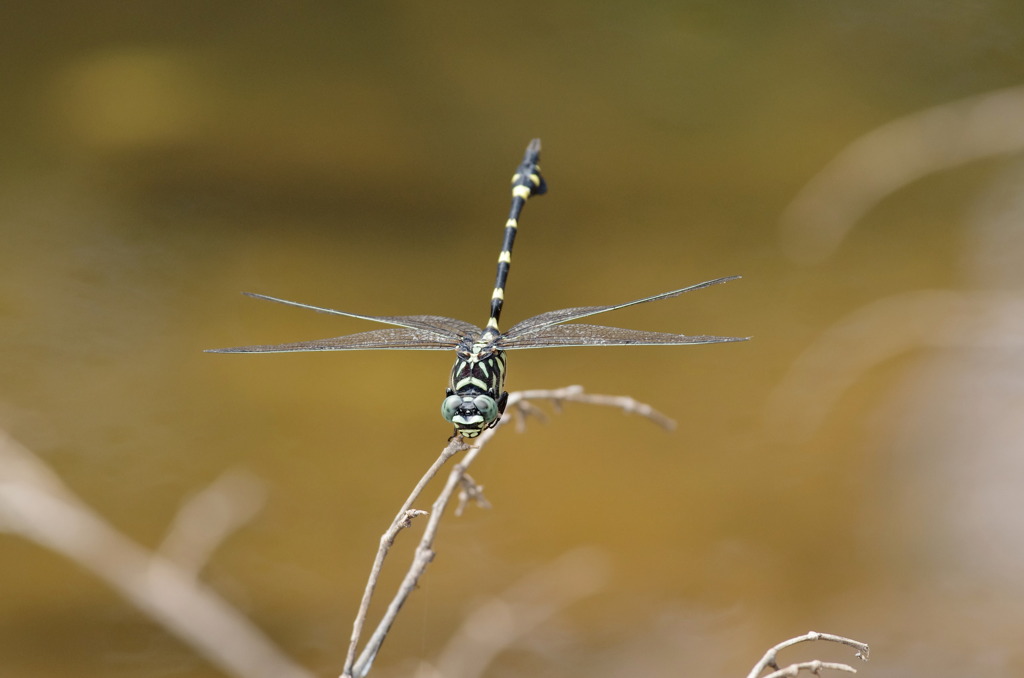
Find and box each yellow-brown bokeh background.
[3,3,1024,677]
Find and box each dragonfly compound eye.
[441,395,464,422]
[472,395,499,423]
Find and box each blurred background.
[2,2,1024,677]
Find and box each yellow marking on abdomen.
[512,185,531,199]
[498,251,511,264]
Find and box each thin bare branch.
[760,660,860,678]
[747,631,869,678]
[509,385,677,430]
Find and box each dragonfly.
[209,139,746,438]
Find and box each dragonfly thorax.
[445,339,509,437]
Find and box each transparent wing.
[207,327,460,353]
[240,292,481,340]
[505,276,740,338]
[499,323,748,350]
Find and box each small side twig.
[455,473,490,516]
[747,631,870,678]
[509,385,677,430]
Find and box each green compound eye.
[441,395,464,422]
[472,395,499,423]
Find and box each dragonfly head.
[441,392,505,438]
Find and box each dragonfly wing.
[499,323,748,349]
[376,314,481,338]
[241,292,480,339]
[505,276,740,338]
[207,328,460,353]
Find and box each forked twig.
[342,385,674,678]
[747,631,870,678]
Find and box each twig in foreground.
[342,386,673,678]
[157,469,266,578]
[747,631,870,678]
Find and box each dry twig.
[510,385,676,430]
[746,631,870,678]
